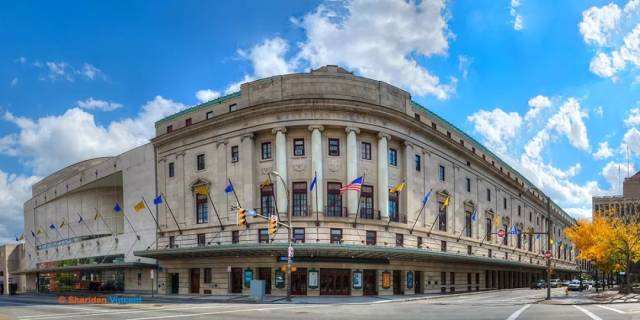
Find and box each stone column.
[273,127,288,215]
[378,132,390,219]
[309,125,324,215]
[241,133,255,210]
[403,141,414,223]
[215,142,228,220]
[345,127,360,216]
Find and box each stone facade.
[593,171,640,223]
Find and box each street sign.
[544,250,551,258]
[150,269,155,280]
[497,229,506,238]
[247,209,257,217]
[288,246,294,258]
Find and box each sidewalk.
[541,288,639,305]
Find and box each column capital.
[272,127,287,134]
[402,141,414,149]
[377,132,391,140]
[216,140,228,148]
[308,125,325,132]
[345,127,360,134]
[241,133,255,141]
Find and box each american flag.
[340,176,364,192]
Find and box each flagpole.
[97,209,114,235]
[352,173,365,228]
[141,196,161,231]
[314,171,319,227]
[122,210,140,240]
[410,188,432,234]
[161,193,183,234]
[206,190,225,230]
[228,178,242,208]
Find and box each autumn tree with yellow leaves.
[565,215,640,294]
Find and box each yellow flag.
[390,182,406,193]
[94,210,101,220]
[259,178,270,188]
[441,196,449,209]
[134,201,146,212]
[550,239,555,245]
[194,185,209,196]
[36,228,43,235]
[495,215,501,226]
[59,220,65,229]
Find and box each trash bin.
[9,283,17,295]
[250,280,265,303]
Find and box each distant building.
[593,172,640,222]
[0,244,27,294]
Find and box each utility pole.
[269,170,292,302]
[546,195,551,300]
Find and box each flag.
[441,196,449,210]
[310,175,317,191]
[422,190,432,206]
[15,235,18,241]
[550,239,555,245]
[510,225,519,235]
[78,214,84,223]
[153,195,163,205]
[495,215,501,226]
[18,234,24,241]
[36,228,43,235]
[471,208,477,221]
[49,224,56,230]
[224,180,235,193]
[59,220,65,229]
[194,185,209,196]
[31,230,36,238]
[390,181,406,193]
[259,178,270,188]
[536,233,541,239]
[340,176,364,192]
[113,203,122,213]
[94,210,101,220]
[134,201,146,212]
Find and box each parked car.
[531,279,546,289]
[568,280,584,291]
[549,279,562,288]
[562,280,571,287]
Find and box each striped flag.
[340,176,364,192]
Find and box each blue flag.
[77,214,83,223]
[49,224,56,230]
[536,233,541,239]
[113,203,122,213]
[422,190,432,206]
[310,175,317,191]
[224,180,234,193]
[471,208,477,221]
[153,195,163,205]
[510,226,519,235]
[31,230,36,238]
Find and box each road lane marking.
[596,305,626,314]
[0,300,106,313]
[505,304,530,320]
[17,305,235,320]
[574,305,603,320]
[123,305,321,320]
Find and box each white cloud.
[510,0,524,31]
[579,3,621,46]
[625,107,640,126]
[601,161,636,195]
[623,127,640,156]
[564,207,593,220]
[78,63,103,80]
[458,55,472,80]
[33,61,105,82]
[10,77,18,87]
[15,57,27,64]
[225,37,294,94]
[195,89,221,103]
[1,96,186,175]
[43,62,72,81]
[467,108,522,152]
[0,170,40,244]
[76,97,122,111]
[594,105,604,116]
[593,141,615,159]
[524,95,552,121]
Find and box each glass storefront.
[38,270,124,293]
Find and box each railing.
[325,206,347,217]
[360,209,381,220]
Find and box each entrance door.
[189,268,200,294]
[393,270,402,295]
[414,271,423,294]
[363,270,377,296]
[231,268,243,293]
[170,273,179,294]
[291,268,307,295]
[320,269,351,295]
[257,268,272,294]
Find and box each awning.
[13,262,156,275]
[134,243,577,272]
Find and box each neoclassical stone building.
[134,66,577,296]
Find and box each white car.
[568,280,584,291]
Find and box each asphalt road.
[0,289,636,320]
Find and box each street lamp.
[268,170,293,302]
[526,185,552,300]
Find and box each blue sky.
[1,0,640,241]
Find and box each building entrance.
[320,268,350,295]
[291,268,307,295]
[363,269,377,296]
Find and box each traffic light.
[269,215,278,235]
[237,208,247,226]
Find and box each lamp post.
[268,170,292,302]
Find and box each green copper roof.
[155,91,241,128]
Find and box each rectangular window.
[293,138,305,156]
[414,113,421,121]
[166,125,173,133]
[204,268,212,284]
[466,178,471,192]
[328,138,340,156]
[197,154,205,170]
[326,182,343,217]
[529,211,532,222]
[206,111,214,119]
[517,233,522,249]
[450,272,455,285]
[417,236,423,248]
[486,218,492,241]
[330,228,343,244]
[261,142,272,160]
[441,240,447,252]
[360,185,374,219]
[361,142,372,160]
[232,230,239,244]
[503,198,507,210]
[488,249,492,258]
[389,192,399,222]
[441,272,446,285]
[465,211,473,238]
[518,205,521,216]
[395,233,404,247]
[138,273,142,286]
[502,224,508,245]
[258,228,269,243]
[528,234,533,251]
[260,184,274,216]
[439,165,446,182]
[186,118,192,126]
[168,162,175,178]
[438,200,447,231]
[169,236,175,248]
[197,233,206,247]
[293,228,305,243]
[486,189,491,201]
[389,148,398,166]
[229,103,237,112]
[467,273,472,285]
[231,146,239,163]
[366,230,376,245]
[292,182,308,216]
[196,194,208,224]
[415,154,421,171]
[467,245,472,255]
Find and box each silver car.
[568,280,584,291]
